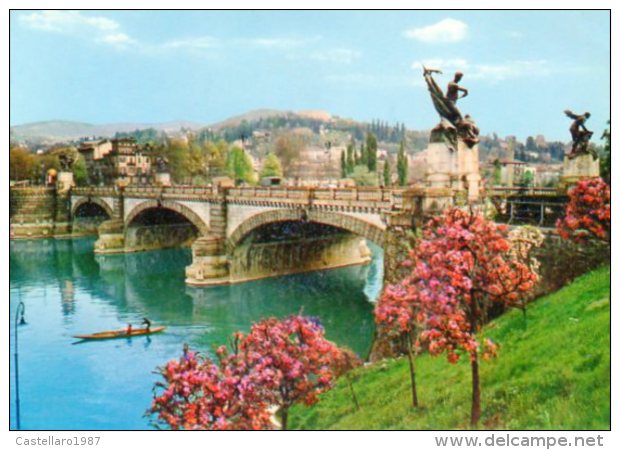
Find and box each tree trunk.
[469,295,482,426]
[280,407,289,431]
[470,352,481,426]
[406,333,419,408]
[347,375,361,411]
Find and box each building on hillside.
[498,160,526,187]
[534,164,562,187]
[78,137,153,185]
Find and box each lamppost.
[14,301,26,430]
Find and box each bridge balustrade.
[489,187,560,197]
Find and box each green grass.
[291,265,610,430]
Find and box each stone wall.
[124,223,198,253]
[10,187,71,238]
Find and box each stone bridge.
[69,185,454,286]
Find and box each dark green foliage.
[366,133,378,172]
[383,158,391,186]
[346,142,355,176]
[600,121,610,182]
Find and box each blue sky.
[10,10,610,141]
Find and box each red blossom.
[149,316,344,430]
[556,178,610,243]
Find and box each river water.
[9,237,381,430]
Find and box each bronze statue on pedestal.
[564,110,596,160]
[422,67,479,149]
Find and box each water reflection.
[10,237,382,429]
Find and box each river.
[9,237,381,430]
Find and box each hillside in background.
[290,266,610,430]
[10,119,205,144]
[10,109,572,170]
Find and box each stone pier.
[425,129,480,202]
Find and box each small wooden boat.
[74,326,166,341]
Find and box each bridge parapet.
[226,186,417,212]
[72,186,119,197]
[489,187,561,198]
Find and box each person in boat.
[126,323,133,335]
[142,317,151,332]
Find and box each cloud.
[412,59,553,82]
[19,13,321,56]
[20,10,119,33]
[404,18,468,43]
[19,11,138,50]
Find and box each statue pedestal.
[154,172,171,187]
[425,139,481,202]
[561,154,599,187]
[57,172,74,193]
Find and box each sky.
[9,10,611,141]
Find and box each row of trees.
[152,138,283,185]
[368,119,407,144]
[9,146,88,185]
[340,135,408,187]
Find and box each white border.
[2,2,617,449]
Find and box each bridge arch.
[71,197,114,219]
[125,200,209,236]
[227,208,386,250]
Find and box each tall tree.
[10,147,36,181]
[358,142,366,167]
[397,140,408,186]
[375,283,421,407]
[340,150,347,178]
[412,208,538,425]
[226,146,255,185]
[383,158,391,186]
[260,152,283,178]
[366,133,378,172]
[273,131,306,176]
[346,142,355,176]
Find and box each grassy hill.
[291,265,610,430]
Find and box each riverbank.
[290,265,610,430]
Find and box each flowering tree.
[556,178,610,244]
[149,315,345,430]
[330,347,363,411]
[148,346,273,430]
[239,315,343,430]
[375,282,422,407]
[413,208,538,425]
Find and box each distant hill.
[10,119,205,143]
[208,109,332,131]
[10,110,335,144]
